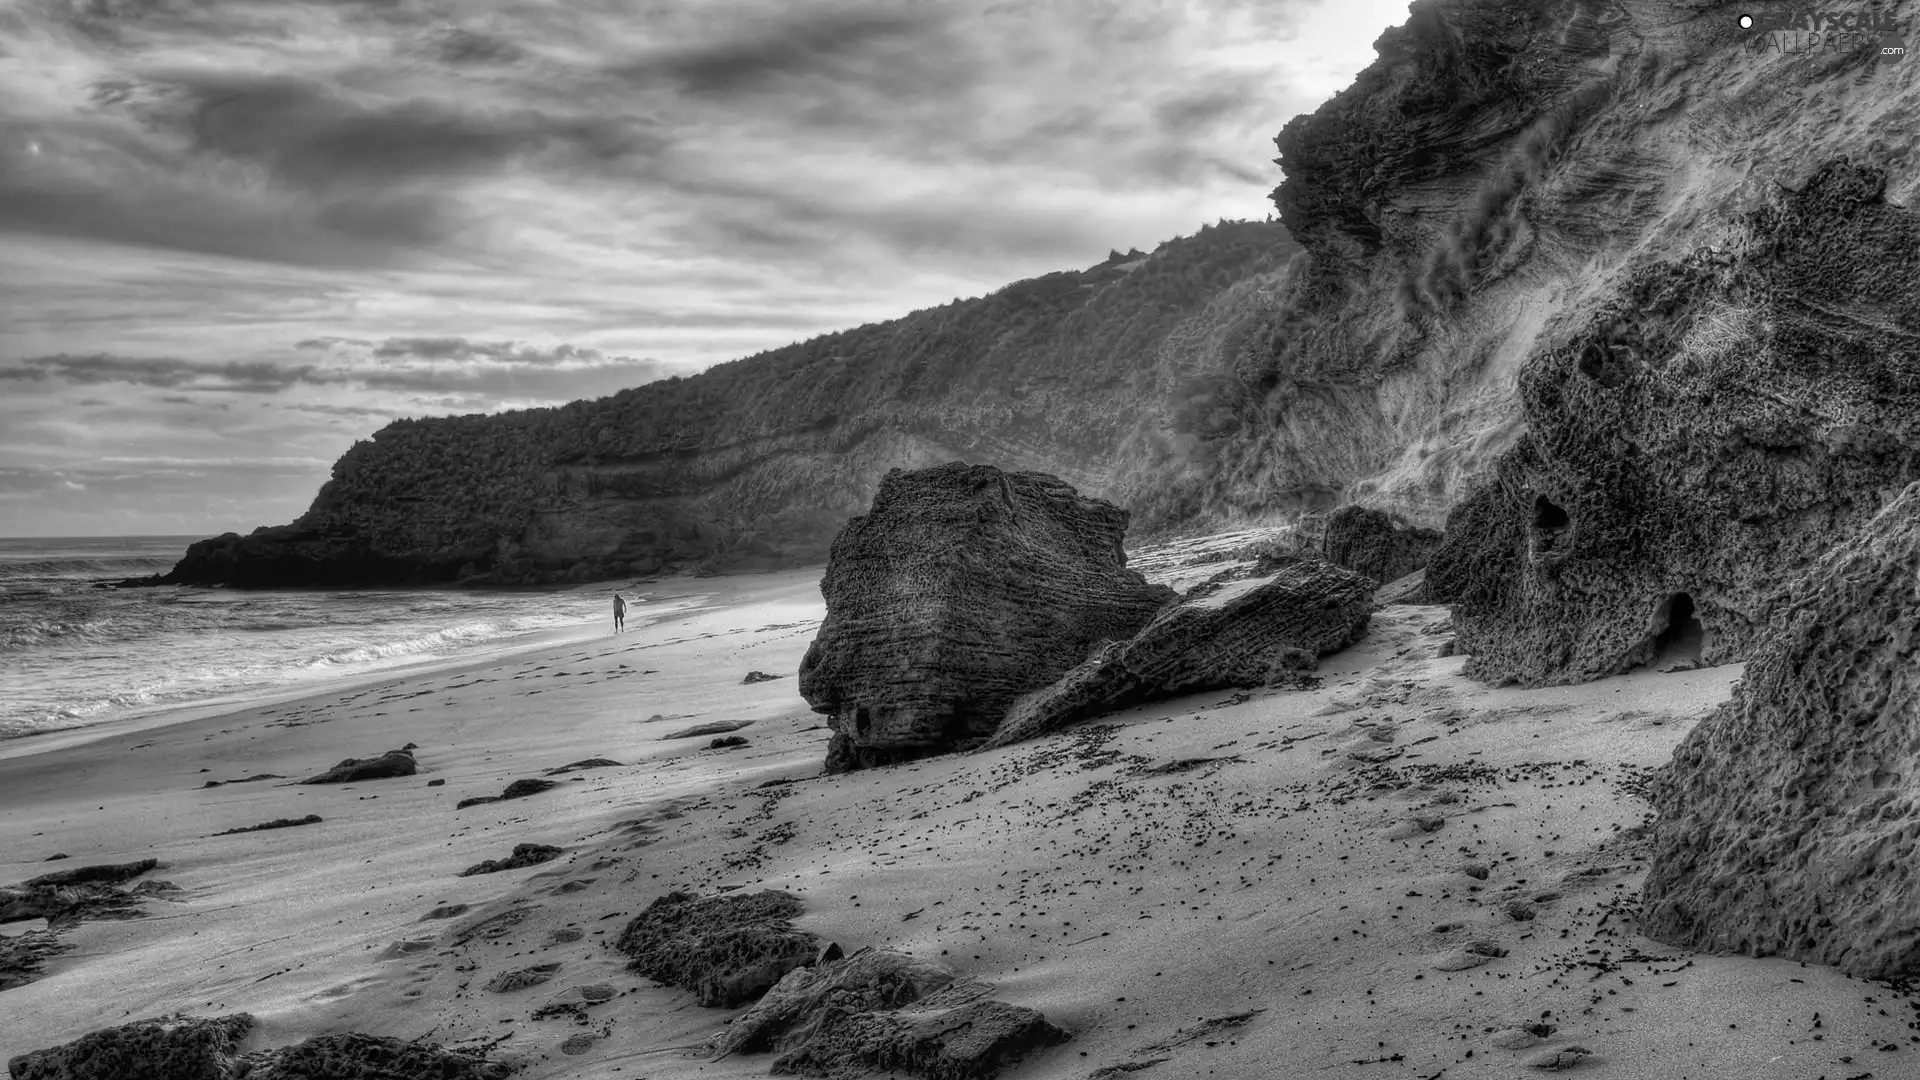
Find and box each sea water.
[0,536,649,740]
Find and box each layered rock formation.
[1427,160,1920,685]
[798,463,1175,771]
[1319,506,1442,591]
[983,557,1373,750]
[715,947,1068,1079]
[6,1014,511,1080]
[1640,483,1920,979]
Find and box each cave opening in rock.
[853,707,872,736]
[1650,592,1706,665]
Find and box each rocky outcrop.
[1427,160,1920,686]
[6,1015,512,1080]
[798,463,1176,771]
[614,890,820,1008]
[455,777,558,809]
[459,843,563,877]
[716,948,1068,1080]
[982,557,1373,749]
[300,748,416,784]
[1641,483,1920,979]
[1,859,163,928]
[0,930,71,992]
[128,3,1913,592]
[1319,506,1441,591]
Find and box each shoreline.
[0,570,788,765]
[8,566,1920,1080]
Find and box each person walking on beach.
[613,592,627,633]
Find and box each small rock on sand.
[457,777,559,809]
[460,843,564,877]
[213,814,322,836]
[663,720,753,740]
[485,962,561,992]
[544,757,623,775]
[709,736,749,749]
[742,670,785,684]
[300,748,416,784]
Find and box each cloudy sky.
[0,0,1409,538]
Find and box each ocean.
[0,535,656,742]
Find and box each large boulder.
[1426,160,1920,686]
[6,1015,509,1080]
[717,948,1067,1080]
[982,557,1374,749]
[798,463,1175,771]
[1319,505,1442,591]
[614,890,820,1007]
[1641,482,1920,979]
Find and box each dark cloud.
[102,71,657,191]
[1,353,327,392]
[282,401,407,420]
[612,7,938,98]
[3,345,677,400]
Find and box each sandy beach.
[5,564,1918,1079]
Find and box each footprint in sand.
[379,938,435,959]
[1431,941,1507,971]
[485,962,561,992]
[1488,1021,1557,1050]
[560,1033,598,1055]
[1527,1046,1593,1070]
[1384,815,1446,840]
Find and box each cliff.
[1426,160,1920,685]
[137,0,1920,587]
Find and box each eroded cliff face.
[1427,161,1920,685]
[1640,482,1920,979]
[141,0,1920,588]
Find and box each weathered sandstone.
[799,463,1174,771]
[614,890,819,1008]
[1428,160,1920,686]
[1319,505,1442,591]
[983,557,1373,749]
[1641,482,1920,978]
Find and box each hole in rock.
[1574,342,1634,388]
[1530,496,1571,557]
[853,707,873,736]
[1648,592,1705,666]
[1533,496,1570,531]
